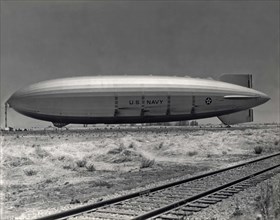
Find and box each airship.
[7,74,269,127]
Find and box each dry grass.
[128,142,134,149]
[254,180,280,220]
[1,124,279,219]
[107,147,123,155]
[231,199,243,217]
[76,159,87,168]
[93,180,113,188]
[24,168,37,176]
[140,158,155,169]
[70,198,81,204]
[188,151,198,156]
[254,146,263,154]
[34,145,51,158]
[86,163,96,172]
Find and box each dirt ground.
[1,124,279,219]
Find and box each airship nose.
[260,93,270,104]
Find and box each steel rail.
[35,152,280,220]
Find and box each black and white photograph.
[0,0,279,219]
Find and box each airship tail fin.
[219,74,253,88]
[218,109,253,125]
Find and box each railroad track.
[36,152,280,220]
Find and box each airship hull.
[13,106,238,125]
[7,75,270,126]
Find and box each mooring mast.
[5,102,8,128]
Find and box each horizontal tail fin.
[218,109,253,125]
[220,74,252,88]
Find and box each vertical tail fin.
[220,74,252,88]
[218,109,253,125]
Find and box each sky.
[0,0,279,128]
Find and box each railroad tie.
[172,190,196,196]
[135,198,171,205]
[169,210,193,216]
[117,204,152,212]
[187,202,209,208]
[158,213,184,220]
[181,206,201,212]
[224,189,241,193]
[195,199,218,205]
[215,191,233,196]
[232,185,245,189]
[200,197,222,202]
[157,193,183,199]
[95,208,137,216]
[238,183,252,187]
[89,212,131,220]
[210,194,228,199]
